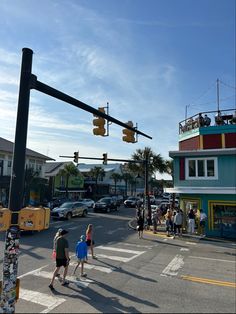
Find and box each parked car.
[93,197,118,213]
[48,197,70,210]
[51,201,88,220]
[149,195,156,205]
[124,196,141,208]
[78,198,95,208]
[112,195,124,206]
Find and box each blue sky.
[0,0,235,179]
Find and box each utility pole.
[217,78,220,112]
[0,48,33,313]
[144,154,150,223]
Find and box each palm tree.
[110,173,122,194]
[89,166,105,198]
[58,163,79,199]
[127,147,167,217]
[165,159,174,180]
[127,146,167,179]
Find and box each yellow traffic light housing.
[93,107,106,136]
[122,121,136,143]
[103,153,108,165]
[73,151,79,163]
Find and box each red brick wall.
[179,136,199,151]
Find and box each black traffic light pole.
[0,48,152,312]
[31,76,152,139]
[1,48,33,313]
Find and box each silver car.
[51,201,88,220]
[79,198,95,208]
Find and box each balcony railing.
[179,108,236,134]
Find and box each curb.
[128,218,235,243]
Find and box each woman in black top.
[137,214,144,239]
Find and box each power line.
[191,80,216,104]
[219,80,236,90]
[192,94,235,107]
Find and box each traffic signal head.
[103,153,108,165]
[122,121,135,143]
[93,107,106,136]
[73,151,79,163]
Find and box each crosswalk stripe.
[70,261,114,273]
[18,265,48,279]
[31,270,91,288]
[19,288,66,313]
[96,245,145,255]
[122,243,154,248]
[93,253,131,262]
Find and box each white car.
[79,198,95,208]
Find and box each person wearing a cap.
[49,229,70,289]
[73,235,88,278]
[51,228,63,262]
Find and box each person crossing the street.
[73,235,88,278]
[49,229,70,290]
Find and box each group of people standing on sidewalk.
[49,223,97,290]
[136,203,207,239]
[164,207,207,237]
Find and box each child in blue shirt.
[73,235,88,278]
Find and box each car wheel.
[106,207,111,213]
[66,212,72,220]
[82,210,87,217]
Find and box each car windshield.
[128,197,137,201]
[99,198,110,203]
[60,202,73,209]
[75,203,84,206]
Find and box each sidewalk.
[128,218,236,243]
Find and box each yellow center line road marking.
[182,275,236,288]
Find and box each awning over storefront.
[165,187,236,195]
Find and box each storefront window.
[211,203,236,231]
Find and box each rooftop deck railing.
[179,108,236,134]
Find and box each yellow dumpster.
[0,208,11,231]
[19,207,50,231]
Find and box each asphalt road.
[0,206,235,313]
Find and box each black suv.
[93,197,118,213]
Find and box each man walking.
[49,229,70,290]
